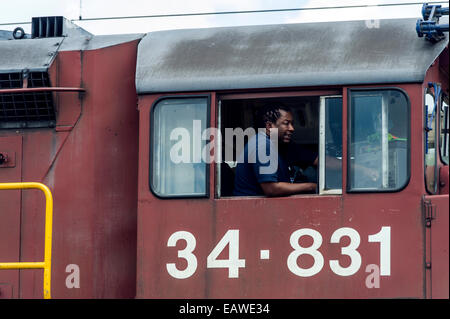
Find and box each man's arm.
[258,154,317,196]
[260,182,317,197]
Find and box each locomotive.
[0,4,448,299]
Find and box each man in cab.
[233,105,318,197]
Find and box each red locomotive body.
[0,28,141,298]
[0,15,448,299]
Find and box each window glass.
[320,96,342,192]
[425,91,437,193]
[440,94,449,165]
[349,90,409,191]
[151,97,208,197]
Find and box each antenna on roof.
[416,3,449,42]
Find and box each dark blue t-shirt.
[233,133,316,196]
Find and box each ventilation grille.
[32,16,64,38]
[0,72,56,129]
[0,73,22,89]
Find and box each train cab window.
[150,97,209,197]
[348,89,409,192]
[218,95,342,197]
[320,96,343,194]
[425,90,437,194]
[440,94,449,165]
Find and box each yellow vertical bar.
[40,183,53,300]
[0,182,53,299]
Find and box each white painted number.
[207,229,246,278]
[329,227,362,276]
[166,231,198,279]
[368,226,391,276]
[166,226,392,280]
[287,228,324,277]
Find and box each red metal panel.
[136,83,427,298]
[50,51,83,130]
[137,194,424,298]
[137,93,214,298]
[137,200,215,298]
[340,194,423,298]
[0,283,13,299]
[0,135,22,299]
[424,195,449,299]
[422,58,449,298]
[72,42,139,298]
[15,40,140,298]
[20,131,57,298]
[440,166,449,194]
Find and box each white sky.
[0,0,446,35]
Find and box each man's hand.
[260,182,317,197]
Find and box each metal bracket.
[416,4,449,43]
[0,151,16,168]
[424,199,436,227]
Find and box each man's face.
[268,110,295,144]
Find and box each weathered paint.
[425,195,449,298]
[135,82,444,298]
[0,136,22,299]
[0,18,447,299]
[0,39,140,298]
[136,18,448,94]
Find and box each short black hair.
[257,104,292,128]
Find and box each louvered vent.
[32,16,64,38]
[0,72,56,129]
[0,73,22,89]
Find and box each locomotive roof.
[135,17,448,94]
[0,33,144,73]
[0,18,447,90]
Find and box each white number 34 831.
[166,227,390,279]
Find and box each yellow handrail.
[0,182,53,299]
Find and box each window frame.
[216,90,341,198]
[439,92,449,165]
[424,87,438,195]
[346,87,411,193]
[319,95,343,195]
[149,94,211,199]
